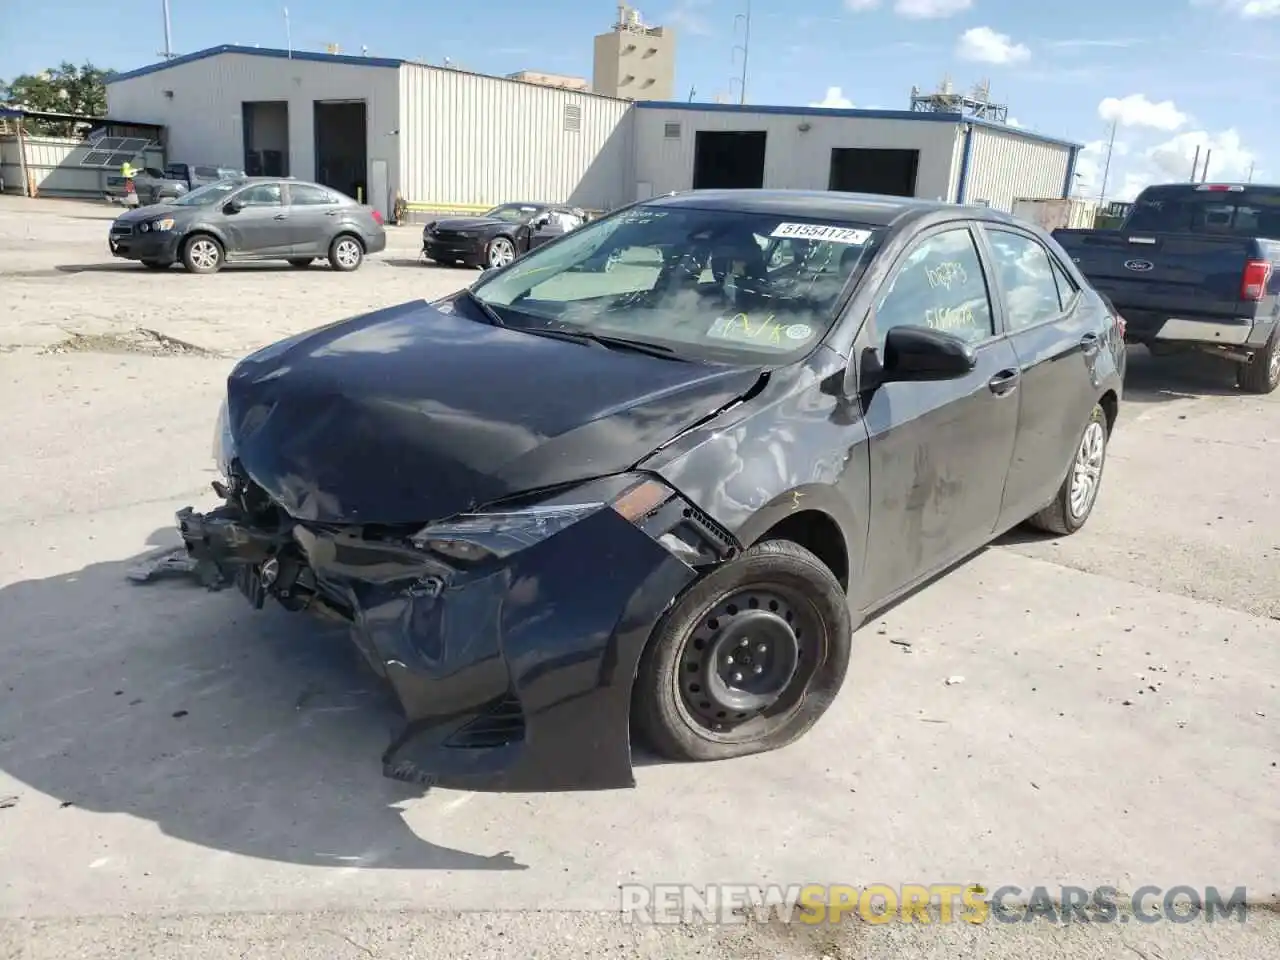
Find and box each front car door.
[284,182,343,256]
[219,182,289,257]
[977,225,1105,529]
[856,222,1022,604]
[528,207,580,252]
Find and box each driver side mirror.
[860,325,977,390]
[223,197,243,214]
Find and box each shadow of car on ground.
[0,526,528,873]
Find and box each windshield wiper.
[457,288,506,327]
[578,332,685,360]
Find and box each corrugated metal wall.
[106,53,400,214]
[0,135,164,197]
[399,65,633,211]
[632,108,963,201]
[962,126,1071,212]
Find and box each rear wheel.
[1236,326,1280,394]
[1026,402,1109,535]
[288,258,313,269]
[631,540,852,763]
[181,235,223,274]
[328,235,364,272]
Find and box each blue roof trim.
[105,45,403,84]
[633,100,1082,150]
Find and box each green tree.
[1,62,115,135]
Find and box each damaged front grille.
[445,693,526,749]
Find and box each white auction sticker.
[770,222,872,244]
[784,323,812,340]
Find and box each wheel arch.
[1097,388,1119,434]
[734,487,856,593]
[331,230,366,251]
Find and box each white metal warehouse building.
[104,45,1081,220]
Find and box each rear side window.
[1126,186,1280,236]
[164,164,185,178]
[289,183,336,205]
[984,229,1064,331]
[194,166,221,179]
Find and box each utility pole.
[284,8,292,58]
[1097,118,1117,203]
[160,0,173,58]
[1246,161,1255,183]
[731,0,751,105]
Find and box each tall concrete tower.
[592,4,675,100]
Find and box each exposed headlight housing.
[410,475,675,564]
[150,217,176,231]
[212,398,235,477]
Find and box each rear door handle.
[1080,332,1100,352]
[273,213,287,220]
[325,210,340,216]
[988,369,1020,395]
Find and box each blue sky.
[4,0,1277,200]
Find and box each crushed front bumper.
[175,477,736,791]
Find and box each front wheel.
[181,235,223,274]
[328,235,364,272]
[631,540,852,763]
[485,236,516,269]
[1026,402,1109,535]
[1237,326,1280,394]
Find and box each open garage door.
[313,100,367,202]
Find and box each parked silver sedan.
[106,178,387,274]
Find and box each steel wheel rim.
[335,240,360,268]
[489,239,515,267]
[190,240,218,270]
[675,586,822,737]
[1069,420,1106,519]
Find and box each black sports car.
[177,189,1125,792]
[422,202,585,269]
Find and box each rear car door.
[857,222,1022,602]
[220,182,290,256]
[284,182,343,256]
[978,225,1103,529]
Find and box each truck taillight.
[1241,259,1271,301]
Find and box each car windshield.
[485,204,543,222]
[469,203,882,363]
[170,179,241,206]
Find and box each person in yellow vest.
[120,160,138,206]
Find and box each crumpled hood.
[224,299,764,525]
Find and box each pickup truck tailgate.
[1053,230,1261,322]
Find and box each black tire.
[328,235,364,272]
[631,539,852,763]
[141,259,169,269]
[287,258,313,269]
[485,235,517,269]
[1026,402,1109,536]
[1236,325,1280,394]
[181,234,223,274]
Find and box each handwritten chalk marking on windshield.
[770,223,872,245]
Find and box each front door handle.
[273,213,287,220]
[325,210,340,216]
[988,369,1020,395]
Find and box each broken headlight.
[410,474,674,564]
[212,398,235,477]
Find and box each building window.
[642,78,655,87]
[564,104,582,133]
[663,122,681,139]
[643,47,657,58]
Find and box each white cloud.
[1146,129,1255,181]
[956,27,1030,64]
[1007,116,1023,127]
[666,0,712,35]
[810,86,854,108]
[895,0,972,16]
[843,0,881,9]
[1098,94,1188,131]
[1204,0,1280,17]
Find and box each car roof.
[642,189,1027,230]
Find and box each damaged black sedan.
[178,189,1125,791]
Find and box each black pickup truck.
[1054,182,1280,393]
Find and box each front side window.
[170,179,239,206]
[869,226,994,345]
[238,183,283,206]
[470,204,882,363]
[984,228,1064,331]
